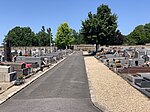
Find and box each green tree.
[79,30,94,44]
[70,29,78,44]
[144,23,150,42]
[36,26,53,46]
[81,12,97,45]
[55,22,74,49]
[81,4,117,52]
[126,25,148,45]
[111,30,124,45]
[4,26,36,46]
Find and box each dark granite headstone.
[4,40,11,61]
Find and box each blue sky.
[0,0,150,45]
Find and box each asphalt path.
[0,51,102,112]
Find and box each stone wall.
[0,45,150,52]
[73,44,95,51]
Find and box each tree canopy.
[4,26,53,47]
[36,26,52,46]
[125,23,150,45]
[55,22,74,49]
[81,4,118,51]
[4,26,36,47]
[4,4,129,47]
[111,30,124,45]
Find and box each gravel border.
[84,55,150,112]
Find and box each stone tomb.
[111,58,145,68]
[0,55,4,62]
[100,54,114,63]
[46,52,63,62]
[0,65,17,82]
[135,73,150,88]
[3,62,30,76]
[40,56,53,64]
[138,73,150,79]
[16,56,41,68]
[127,74,143,85]
[136,79,150,88]
[134,49,146,59]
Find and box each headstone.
[4,40,11,61]
[3,62,30,76]
[16,56,41,68]
[40,56,53,63]
[142,55,149,62]
[137,73,150,80]
[133,73,150,88]
[135,60,138,66]
[133,59,144,67]
[0,65,17,82]
[127,74,143,85]
[136,80,150,88]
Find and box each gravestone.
[0,65,17,82]
[135,60,138,66]
[137,73,150,80]
[134,73,150,88]
[133,59,144,67]
[4,40,11,61]
[142,55,149,62]
[0,56,4,62]
[16,56,42,68]
[127,74,143,85]
[136,80,150,88]
[3,62,30,76]
[47,52,61,61]
[40,56,53,63]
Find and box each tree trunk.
[96,44,99,53]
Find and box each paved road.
[0,51,102,112]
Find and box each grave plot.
[2,62,31,76]
[135,73,150,88]
[16,56,42,73]
[40,56,53,64]
[0,55,4,62]
[95,46,150,98]
[46,52,63,62]
[126,73,150,98]
[127,74,143,85]
[118,66,150,74]
[0,65,17,82]
[16,56,41,68]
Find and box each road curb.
[0,57,67,105]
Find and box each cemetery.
[1,1,150,111]
[0,43,72,89]
[95,46,150,98]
